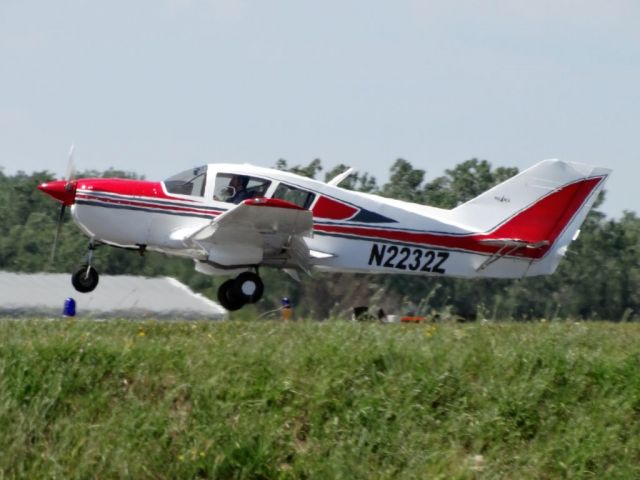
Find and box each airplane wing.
[185,198,314,270]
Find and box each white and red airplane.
[38,158,610,311]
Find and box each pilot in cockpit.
[227,175,250,204]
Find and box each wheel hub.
[241,281,257,296]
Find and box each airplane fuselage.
[38,159,610,310]
[67,162,607,280]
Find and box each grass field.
[1,319,640,479]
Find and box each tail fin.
[452,159,611,275]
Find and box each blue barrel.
[63,297,76,317]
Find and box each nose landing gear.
[72,265,99,293]
[71,241,100,293]
[217,271,264,311]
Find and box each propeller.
[65,144,76,189]
[49,144,76,264]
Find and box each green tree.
[323,164,379,193]
[275,158,323,179]
[381,159,426,203]
[424,159,519,208]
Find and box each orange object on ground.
[281,307,293,320]
[400,316,426,323]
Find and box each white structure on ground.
[0,272,226,319]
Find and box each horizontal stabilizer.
[477,239,549,249]
[475,239,550,272]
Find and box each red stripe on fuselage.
[314,176,604,259]
[74,178,223,218]
[76,193,220,217]
[75,178,193,202]
[312,195,358,219]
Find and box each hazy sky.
[1,1,638,217]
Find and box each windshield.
[164,166,207,197]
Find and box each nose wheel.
[71,240,100,293]
[217,272,264,311]
[72,265,99,293]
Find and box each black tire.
[233,272,264,304]
[71,265,99,293]
[217,279,246,311]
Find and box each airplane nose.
[37,179,76,205]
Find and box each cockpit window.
[214,173,271,204]
[164,166,207,197]
[272,183,315,209]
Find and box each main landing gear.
[217,271,264,311]
[71,241,99,293]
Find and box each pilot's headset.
[220,175,249,201]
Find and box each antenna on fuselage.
[326,167,355,187]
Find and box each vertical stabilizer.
[451,159,610,275]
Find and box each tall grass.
[1,319,639,478]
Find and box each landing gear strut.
[217,271,264,311]
[71,241,100,293]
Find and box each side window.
[213,173,271,204]
[272,183,315,209]
[164,166,207,197]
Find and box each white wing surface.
[186,198,313,269]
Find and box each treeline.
[1,159,638,320]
